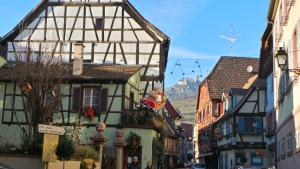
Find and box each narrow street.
[0,0,299,169]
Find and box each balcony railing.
[286,0,295,7]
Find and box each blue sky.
[0,0,269,87]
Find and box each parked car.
[194,163,205,169]
[0,163,13,169]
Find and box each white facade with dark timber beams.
[0,0,170,96]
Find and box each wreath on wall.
[84,106,95,121]
[127,132,141,150]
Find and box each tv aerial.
[219,25,240,55]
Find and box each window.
[213,103,219,116]
[72,87,108,115]
[287,132,293,156]
[95,18,104,30]
[251,153,262,165]
[238,116,263,134]
[83,88,100,109]
[279,70,288,99]
[281,138,286,159]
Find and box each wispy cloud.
[170,46,218,60]
[131,0,209,37]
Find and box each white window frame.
[83,88,99,108]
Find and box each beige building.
[268,0,300,168]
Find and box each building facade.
[214,80,267,169]
[0,0,175,168]
[259,23,276,168]
[194,56,259,168]
[268,0,300,168]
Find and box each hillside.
[166,76,201,124]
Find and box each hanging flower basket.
[84,106,95,121]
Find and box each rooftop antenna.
[219,25,240,55]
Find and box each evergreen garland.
[127,132,141,149]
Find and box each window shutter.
[72,87,81,112]
[100,88,108,112]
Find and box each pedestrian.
[128,156,141,169]
[145,161,152,169]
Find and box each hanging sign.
[38,124,65,135]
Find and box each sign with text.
[38,124,65,135]
[42,134,59,162]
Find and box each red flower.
[84,106,95,121]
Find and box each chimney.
[73,42,85,76]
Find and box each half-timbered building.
[0,0,170,97]
[0,0,172,168]
[214,79,267,169]
[194,56,259,168]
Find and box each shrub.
[55,136,75,161]
[71,145,98,160]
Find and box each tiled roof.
[205,56,259,99]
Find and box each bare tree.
[11,42,69,148]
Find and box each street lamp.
[275,47,287,70]
[275,47,300,73]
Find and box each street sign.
[38,124,65,135]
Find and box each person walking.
[128,156,141,169]
[145,161,152,169]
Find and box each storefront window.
[251,153,262,165]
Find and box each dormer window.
[95,18,104,30]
